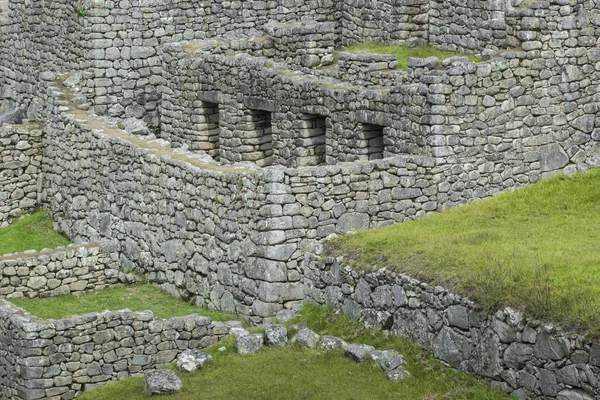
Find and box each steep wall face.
[0,0,83,113]
[340,0,430,46]
[305,255,600,399]
[0,124,43,226]
[429,0,508,53]
[75,0,340,126]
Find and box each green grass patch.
[81,304,510,400]
[328,169,600,336]
[0,211,70,255]
[339,42,480,70]
[10,284,239,322]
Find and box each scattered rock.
[318,335,348,350]
[345,344,375,363]
[229,327,250,337]
[291,328,320,349]
[289,322,308,331]
[386,367,411,382]
[176,350,213,373]
[370,349,406,371]
[236,333,264,355]
[276,306,301,323]
[144,370,183,395]
[264,324,288,347]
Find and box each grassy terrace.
[339,43,480,70]
[80,305,510,400]
[328,169,600,336]
[0,211,70,255]
[10,284,238,321]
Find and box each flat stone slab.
[144,370,183,395]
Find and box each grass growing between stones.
[80,304,511,400]
[328,169,600,336]
[339,43,480,70]
[10,284,238,321]
[0,211,70,255]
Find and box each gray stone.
[336,213,370,234]
[534,331,569,360]
[345,344,375,363]
[386,367,411,382]
[291,328,320,349]
[236,334,264,355]
[264,324,288,347]
[318,336,348,350]
[144,370,183,395]
[540,143,569,172]
[176,350,212,373]
[557,389,594,400]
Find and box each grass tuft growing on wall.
[10,284,239,322]
[0,211,70,256]
[339,43,480,70]
[79,304,510,400]
[328,169,600,336]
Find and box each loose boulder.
[144,370,183,395]
[291,328,320,349]
[236,333,264,355]
[345,344,375,363]
[176,350,213,373]
[318,335,348,351]
[265,324,288,347]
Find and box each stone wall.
[0,123,43,226]
[304,254,600,399]
[0,299,223,400]
[0,241,120,299]
[0,0,83,114]
[429,0,508,53]
[339,0,429,46]
[43,81,442,323]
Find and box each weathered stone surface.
[144,370,183,395]
[345,344,375,363]
[176,350,212,373]
[236,334,264,355]
[540,143,569,172]
[291,328,320,349]
[264,324,288,347]
[318,336,348,350]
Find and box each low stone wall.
[0,123,43,226]
[0,241,120,299]
[0,299,225,400]
[304,254,599,399]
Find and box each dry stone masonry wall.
[0,124,43,226]
[304,254,600,400]
[0,299,225,400]
[0,241,120,299]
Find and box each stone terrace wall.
[305,255,600,399]
[429,0,508,53]
[0,124,43,226]
[0,241,120,299]
[43,85,443,322]
[0,299,223,400]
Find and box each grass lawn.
[0,211,70,255]
[10,284,239,322]
[339,43,480,70]
[328,169,600,336]
[80,304,510,400]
